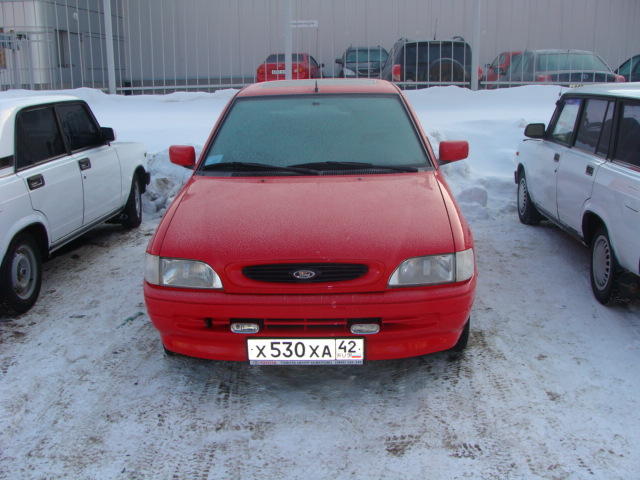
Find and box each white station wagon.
[0,95,148,314]
[516,83,640,304]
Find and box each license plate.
[247,338,364,365]
[271,69,285,75]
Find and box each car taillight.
[392,64,401,82]
[478,66,484,78]
[614,74,626,82]
[535,74,552,82]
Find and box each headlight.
[145,253,223,289]
[388,249,474,287]
[343,67,357,77]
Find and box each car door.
[14,105,84,243]
[598,100,640,273]
[55,102,122,226]
[556,98,612,232]
[526,97,582,219]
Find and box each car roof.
[238,79,399,97]
[0,94,80,158]
[526,49,596,55]
[565,82,640,99]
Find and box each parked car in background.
[145,79,476,363]
[0,96,148,314]
[616,54,640,82]
[256,53,322,82]
[335,46,388,78]
[482,51,521,88]
[515,84,639,304]
[502,49,625,85]
[381,37,474,88]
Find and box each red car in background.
[256,53,322,82]
[144,79,476,364]
[482,51,521,88]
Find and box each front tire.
[0,233,42,315]
[450,318,470,352]
[517,171,542,225]
[590,227,618,305]
[121,175,143,229]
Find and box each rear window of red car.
[202,94,431,170]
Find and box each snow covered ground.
[0,85,638,480]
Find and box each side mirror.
[524,123,546,139]
[439,141,469,164]
[321,63,325,68]
[335,58,343,65]
[169,145,196,168]
[101,127,115,142]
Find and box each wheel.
[590,226,619,305]
[163,344,177,357]
[0,233,42,315]
[121,175,142,229]
[517,171,542,225]
[450,318,470,352]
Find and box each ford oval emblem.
[292,269,317,280]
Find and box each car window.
[203,95,430,170]
[265,54,303,63]
[617,59,631,76]
[346,48,387,63]
[596,101,614,157]
[574,99,610,153]
[550,98,581,145]
[633,57,640,74]
[614,103,640,167]
[16,106,67,170]
[309,56,319,68]
[56,103,103,152]
[536,53,609,72]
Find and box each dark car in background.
[335,46,388,78]
[616,55,640,82]
[501,49,625,85]
[381,38,473,88]
[256,53,322,82]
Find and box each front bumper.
[144,278,475,361]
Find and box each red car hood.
[159,172,454,293]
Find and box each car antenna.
[434,18,438,40]
[314,80,319,93]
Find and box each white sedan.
[0,95,148,314]
[515,83,639,304]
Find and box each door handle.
[27,174,45,190]
[553,153,560,162]
[78,158,91,171]
[585,165,594,176]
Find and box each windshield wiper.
[200,161,319,175]
[290,161,419,173]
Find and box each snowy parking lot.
[1,86,638,480]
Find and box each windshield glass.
[265,54,304,63]
[536,53,609,72]
[403,42,472,66]
[346,48,388,63]
[202,95,430,171]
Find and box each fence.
[1,0,639,94]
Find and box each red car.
[144,79,476,364]
[256,53,322,82]
[482,51,521,88]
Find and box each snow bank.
[0,84,565,221]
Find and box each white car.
[0,95,148,314]
[516,83,640,304]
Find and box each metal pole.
[284,0,292,80]
[102,0,116,93]
[470,0,482,91]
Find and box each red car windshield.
[201,94,431,172]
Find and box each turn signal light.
[350,323,380,335]
[230,322,260,334]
